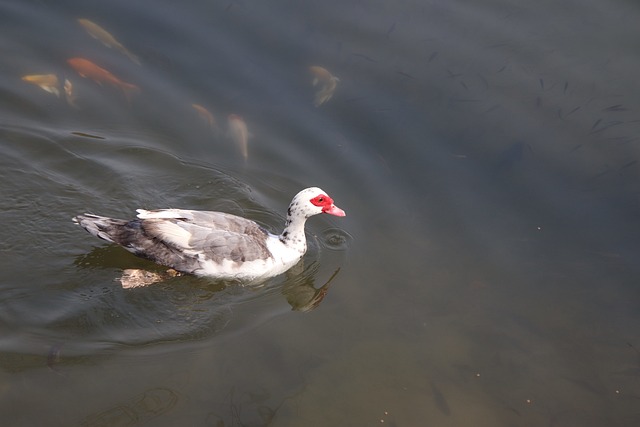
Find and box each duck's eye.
[310,194,331,207]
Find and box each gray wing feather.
[140,210,272,263]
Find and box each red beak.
[323,204,346,217]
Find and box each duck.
[73,187,346,282]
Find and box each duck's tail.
[73,214,129,244]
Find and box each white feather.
[150,221,193,248]
[136,209,192,220]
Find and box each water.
[1,0,639,425]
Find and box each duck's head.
[289,187,346,219]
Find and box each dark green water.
[1,0,639,425]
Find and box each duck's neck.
[279,211,308,252]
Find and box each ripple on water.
[319,227,353,251]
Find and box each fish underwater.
[78,18,141,65]
[192,103,219,134]
[63,78,78,108]
[21,74,61,97]
[309,65,339,106]
[67,57,140,102]
[227,114,249,161]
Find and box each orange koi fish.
[78,18,141,65]
[227,114,249,161]
[21,74,60,97]
[67,57,140,102]
[309,65,339,106]
[192,104,218,133]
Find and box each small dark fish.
[430,382,451,416]
[536,96,541,108]
[590,118,602,131]
[396,70,415,79]
[565,106,581,117]
[564,81,569,93]
[603,104,628,112]
[497,64,507,73]
[592,168,611,179]
[460,81,468,90]
[446,69,463,78]
[590,120,623,134]
[570,144,583,153]
[477,73,489,90]
[351,53,377,62]
[427,52,438,63]
[386,22,396,38]
[539,78,544,90]
[71,131,106,139]
[619,160,637,171]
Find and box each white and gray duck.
[73,187,346,282]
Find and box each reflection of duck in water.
[74,236,344,314]
[74,187,345,283]
[283,268,341,312]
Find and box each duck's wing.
[136,209,273,265]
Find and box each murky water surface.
[1,0,639,425]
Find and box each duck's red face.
[310,194,346,217]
